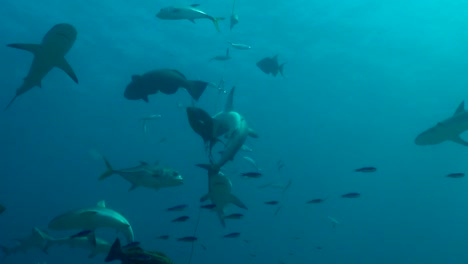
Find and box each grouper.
[124,69,209,103]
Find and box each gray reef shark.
[0,227,50,259]
[5,23,78,110]
[99,157,183,191]
[200,171,247,227]
[48,200,134,243]
[187,87,258,174]
[44,233,111,258]
[415,101,468,146]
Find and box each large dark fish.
[124,69,208,103]
[105,238,173,264]
[256,55,285,77]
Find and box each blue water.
[2,0,468,263]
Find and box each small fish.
[200,204,217,209]
[355,167,377,173]
[141,114,162,135]
[0,203,5,215]
[140,114,162,121]
[171,216,190,222]
[307,198,326,204]
[316,246,323,250]
[256,55,285,77]
[264,201,280,205]
[241,172,262,178]
[155,235,170,240]
[446,173,465,178]
[122,242,141,249]
[341,192,360,198]
[209,48,231,62]
[241,144,253,152]
[166,204,188,211]
[242,156,260,171]
[277,160,286,171]
[328,216,340,228]
[223,213,244,220]
[230,0,239,30]
[228,42,251,50]
[177,236,197,242]
[156,4,225,32]
[223,232,240,238]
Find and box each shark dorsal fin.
[224,87,235,112]
[97,200,106,208]
[454,101,465,116]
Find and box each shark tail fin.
[187,81,208,101]
[4,95,18,111]
[279,63,286,77]
[99,157,114,180]
[105,238,123,262]
[212,17,225,32]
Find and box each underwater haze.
[2,0,468,263]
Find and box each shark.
[0,227,50,259]
[5,23,78,110]
[415,101,468,146]
[44,233,111,258]
[48,200,134,243]
[186,87,258,174]
[99,157,183,191]
[200,171,247,227]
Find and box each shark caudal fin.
[211,17,225,32]
[99,157,115,180]
[279,63,286,77]
[105,238,124,262]
[187,81,208,101]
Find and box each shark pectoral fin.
[142,95,149,102]
[7,43,41,54]
[454,101,465,116]
[188,19,196,24]
[200,193,210,202]
[451,135,468,146]
[229,194,248,210]
[57,58,78,84]
[248,128,258,138]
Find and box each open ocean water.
[2,0,468,263]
